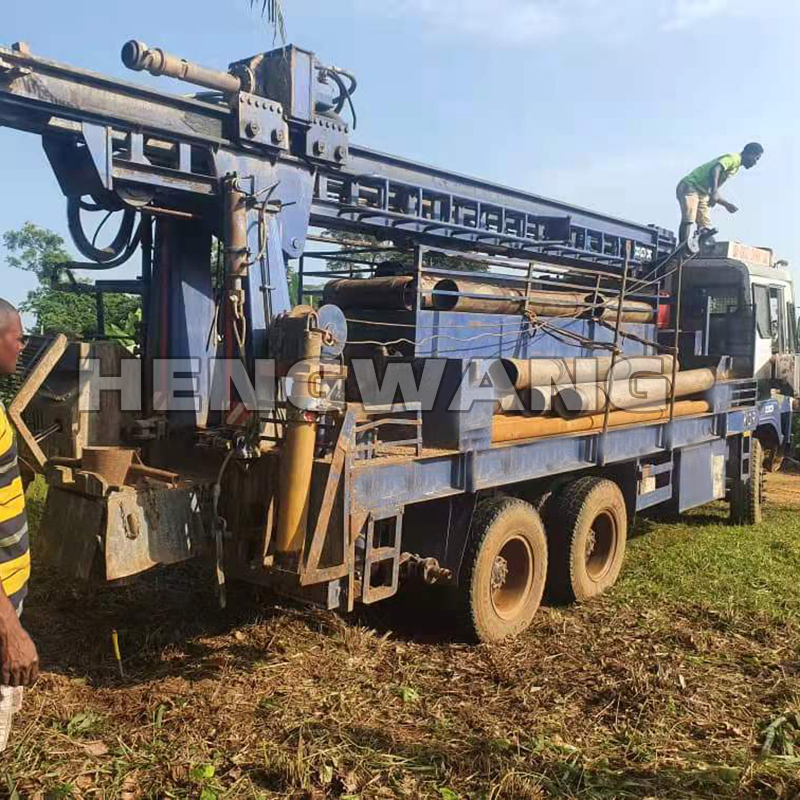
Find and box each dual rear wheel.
[458,477,628,643]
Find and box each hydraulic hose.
[66,198,141,267]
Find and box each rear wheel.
[730,438,764,525]
[458,497,547,643]
[762,445,783,474]
[546,477,628,604]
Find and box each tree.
[251,0,286,42]
[3,223,140,339]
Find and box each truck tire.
[762,447,783,474]
[730,438,764,525]
[546,477,628,604]
[458,497,547,643]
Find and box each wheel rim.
[585,511,617,580]
[490,534,534,620]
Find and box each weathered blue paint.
[350,410,738,515]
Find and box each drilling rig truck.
[0,38,796,641]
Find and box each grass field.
[3,475,800,799]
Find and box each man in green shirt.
[676,143,763,242]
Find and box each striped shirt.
[0,404,28,609]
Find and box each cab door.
[752,282,774,380]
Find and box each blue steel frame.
[348,379,760,516]
[0,39,780,597]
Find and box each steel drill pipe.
[433,277,655,322]
[491,400,711,444]
[432,278,585,316]
[594,300,656,325]
[553,368,716,419]
[494,386,552,415]
[593,295,656,324]
[121,40,242,94]
[501,355,676,391]
[322,275,438,310]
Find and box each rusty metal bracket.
[360,508,403,605]
[299,406,356,586]
[8,334,68,470]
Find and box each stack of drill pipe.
[323,274,655,322]
[491,400,711,444]
[501,355,676,391]
[553,367,716,419]
[432,276,655,322]
[495,356,676,416]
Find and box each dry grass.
[3,478,800,798]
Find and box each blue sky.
[1,0,797,323]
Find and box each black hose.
[327,69,358,129]
[67,198,138,264]
[56,222,143,272]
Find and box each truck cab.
[680,240,798,467]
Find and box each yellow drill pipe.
[491,399,711,444]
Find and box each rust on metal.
[104,486,206,580]
[8,333,68,469]
[81,446,135,486]
[491,399,711,444]
[300,407,356,586]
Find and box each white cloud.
[359,0,777,46]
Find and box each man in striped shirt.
[0,299,39,751]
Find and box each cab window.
[753,285,771,340]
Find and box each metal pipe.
[501,355,676,391]
[495,387,551,415]
[554,368,716,419]
[322,275,438,310]
[433,279,584,316]
[274,324,323,556]
[322,274,656,321]
[491,400,711,444]
[433,278,654,322]
[121,40,242,95]
[596,297,655,324]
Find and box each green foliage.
[65,711,102,738]
[761,711,800,758]
[3,222,71,282]
[398,686,420,704]
[3,223,140,339]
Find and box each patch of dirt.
[766,471,800,507]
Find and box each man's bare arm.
[710,164,738,213]
[0,585,38,687]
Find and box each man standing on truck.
[677,142,764,242]
[0,299,39,751]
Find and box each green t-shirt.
[681,153,742,194]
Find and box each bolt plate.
[236,91,288,151]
